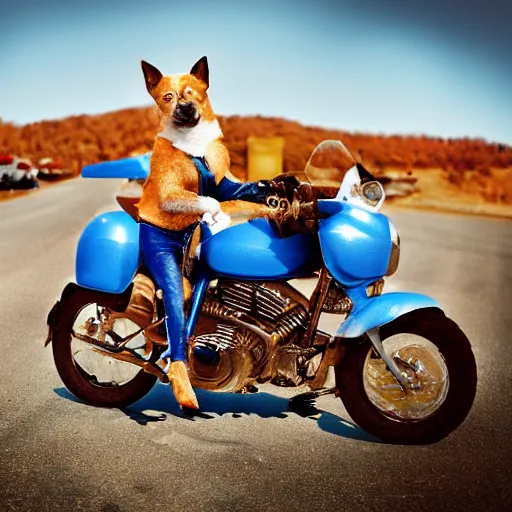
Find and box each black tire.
[335,308,477,445]
[52,285,158,407]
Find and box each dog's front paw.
[201,210,231,233]
[201,211,216,225]
[198,196,221,214]
[212,210,232,229]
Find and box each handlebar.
[266,176,319,237]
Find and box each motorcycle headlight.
[387,220,400,276]
[359,180,386,210]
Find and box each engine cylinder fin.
[222,288,254,301]
[219,280,294,323]
[221,287,253,300]
[221,299,252,314]
[257,289,289,307]
[273,307,308,342]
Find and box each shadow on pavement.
[54,384,380,443]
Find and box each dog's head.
[141,57,214,128]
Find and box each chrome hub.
[363,335,450,421]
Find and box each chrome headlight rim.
[387,220,400,276]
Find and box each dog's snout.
[176,101,195,113]
[173,101,199,128]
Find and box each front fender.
[336,292,442,338]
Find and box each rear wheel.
[52,286,158,407]
[335,309,477,444]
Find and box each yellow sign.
[247,136,285,181]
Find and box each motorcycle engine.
[188,279,320,392]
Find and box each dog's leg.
[220,200,270,220]
[183,276,192,303]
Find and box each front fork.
[296,271,411,402]
[366,327,409,389]
[289,327,411,411]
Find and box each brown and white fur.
[136,56,268,233]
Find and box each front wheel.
[335,309,477,444]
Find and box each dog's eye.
[185,87,194,96]
[162,93,173,102]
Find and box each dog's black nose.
[176,102,195,114]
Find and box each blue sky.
[1,0,511,144]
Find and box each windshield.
[304,140,356,187]
[304,140,385,211]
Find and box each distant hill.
[1,106,511,206]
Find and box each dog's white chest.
[159,120,223,157]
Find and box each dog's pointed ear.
[190,56,209,88]
[141,60,163,93]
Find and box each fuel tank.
[201,218,317,279]
[318,201,391,287]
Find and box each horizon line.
[1,106,509,147]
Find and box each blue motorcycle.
[45,140,477,444]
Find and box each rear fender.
[76,211,140,294]
[44,282,132,347]
[337,291,442,338]
[44,283,82,347]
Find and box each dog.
[134,56,271,410]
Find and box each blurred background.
[1,0,511,215]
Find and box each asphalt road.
[0,178,511,512]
